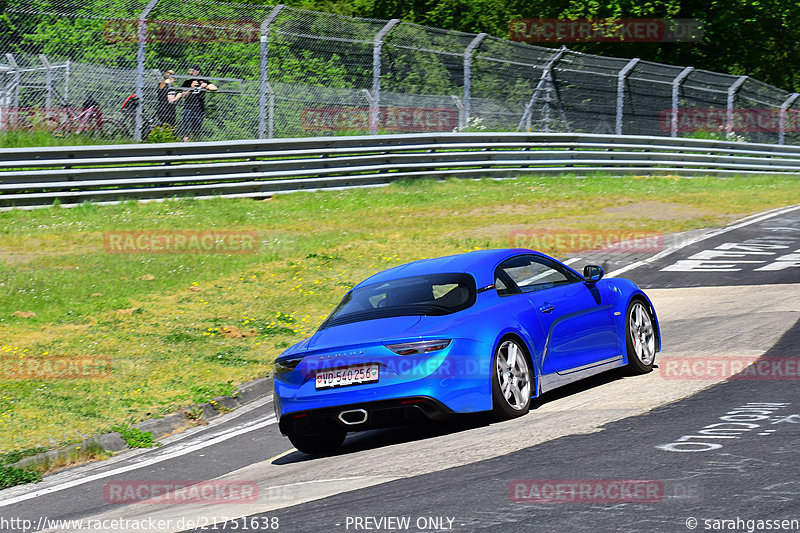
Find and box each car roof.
[354,248,535,289]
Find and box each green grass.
[111,426,159,448]
[0,447,46,489]
[1,173,800,455]
[0,131,132,148]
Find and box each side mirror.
[583,264,604,283]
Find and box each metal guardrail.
[1,132,799,208]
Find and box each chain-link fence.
[3,0,800,144]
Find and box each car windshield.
[320,273,476,329]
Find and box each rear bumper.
[278,396,453,436]
[273,338,493,420]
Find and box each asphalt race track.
[2,205,800,533]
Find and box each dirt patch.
[455,200,738,244]
[219,326,257,338]
[0,251,37,265]
[463,201,590,218]
[602,201,713,220]
[114,307,141,316]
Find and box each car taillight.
[385,340,451,356]
[273,357,303,373]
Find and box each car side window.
[495,255,581,295]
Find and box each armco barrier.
[1,132,799,208]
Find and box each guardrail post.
[133,0,159,143]
[518,46,566,131]
[371,19,400,135]
[463,32,487,128]
[616,58,640,135]
[779,93,800,145]
[38,54,52,109]
[670,66,693,137]
[726,75,748,136]
[258,4,285,140]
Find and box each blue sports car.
[273,249,660,454]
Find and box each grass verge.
[1,173,799,457]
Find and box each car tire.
[625,299,657,374]
[491,338,533,419]
[286,428,346,455]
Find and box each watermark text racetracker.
[660,357,800,381]
[0,516,279,533]
[510,479,663,503]
[509,18,702,43]
[104,19,259,44]
[510,229,663,254]
[103,480,260,504]
[104,230,258,254]
[301,107,458,133]
[0,356,111,380]
[661,108,800,133]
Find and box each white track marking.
[606,203,800,278]
[0,417,276,509]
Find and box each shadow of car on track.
[272,366,652,464]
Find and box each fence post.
[39,54,52,109]
[451,95,465,129]
[266,82,276,139]
[134,0,159,143]
[259,4,285,140]
[65,60,70,104]
[726,75,747,135]
[5,53,20,110]
[615,57,640,135]
[543,86,552,132]
[779,93,800,145]
[371,19,400,135]
[463,32,487,127]
[518,46,566,131]
[670,66,693,137]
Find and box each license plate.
[315,364,379,390]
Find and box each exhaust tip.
[338,408,368,425]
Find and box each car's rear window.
[320,273,476,329]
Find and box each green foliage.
[686,130,746,142]
[188,381,236,404]
[0,447,47,467]
[146,124,177,143]
[2,0,798,93]
[0,446,44,488]
[111,426,159,448]
[0,465,41,489]
[0,131,125,148]
[284,0,800,92]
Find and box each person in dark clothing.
[180,66,217,141]
[156,70,181,129]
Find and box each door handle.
[539,303,555,314]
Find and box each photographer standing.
[180,65,217,142]
[156,69,181,129]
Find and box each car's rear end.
[272,271,493,452]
